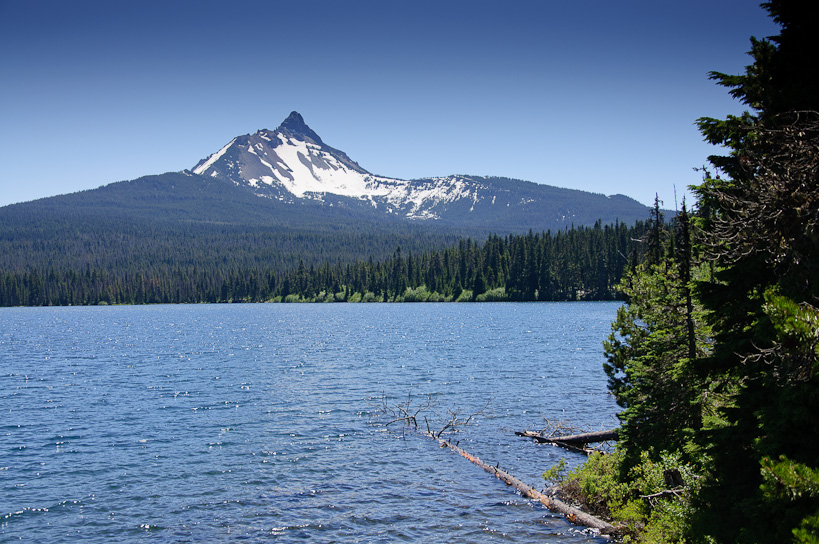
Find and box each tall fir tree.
[691,1,819,541]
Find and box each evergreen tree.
[690,2,819,541]
[603,205,708,469]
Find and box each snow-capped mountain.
[192,111,649,226]
[192,111,483,219]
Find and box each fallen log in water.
[516,429,618,446]
[515,432,593,454]
[439,439,616,534]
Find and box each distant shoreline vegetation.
[0,221,652,307]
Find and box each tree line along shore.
[0,221,654,307]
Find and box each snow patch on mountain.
[268,134,393,199]
[193,138,236,175]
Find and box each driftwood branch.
[516,429,619,445]
[369,390,440,436]
[516,429,618,453]
[439,439,617,534]
[432,398,492,439]
[515,429,618,455]
[371,395,617,532]
[369,391,490,438]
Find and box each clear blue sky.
[0,1,779,208]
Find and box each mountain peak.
[190,112,650,227]
[277,111,323,144]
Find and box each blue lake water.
[1,302,621,543]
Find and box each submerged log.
[516,429,618,446]
[439,439,616,533]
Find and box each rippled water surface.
[1,302,620,543]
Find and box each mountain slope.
[0,171,468,280]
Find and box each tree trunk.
[515,429,618,445]
[439,439,616,533]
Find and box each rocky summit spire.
[277,111,323,145]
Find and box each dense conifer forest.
[0,220,649,306]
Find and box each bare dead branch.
[369,391,490,438]
[640,488,685,500]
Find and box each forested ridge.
[0,220,649,306]
[0,151,663,307]
[552,2,819,542]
